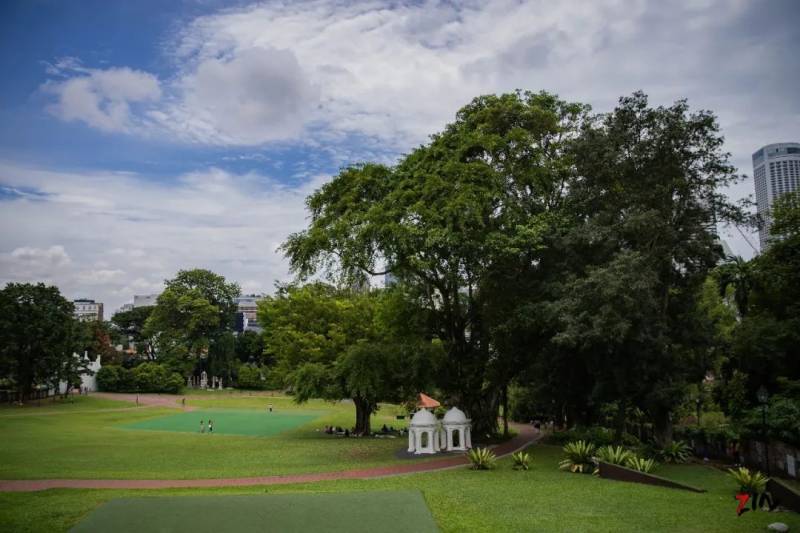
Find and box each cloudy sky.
[1,0,798,314]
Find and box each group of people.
[322,424,403,438]
[199,419,214,433]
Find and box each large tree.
[259,283,437,434]
[144,269,240,374]
[0,283,79,401]
[283,91,588,436]
[555,92,746,442]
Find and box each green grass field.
[70,490,439,533]
[0,393,426,480]
[2,445,798,533]
[123,409,320,437]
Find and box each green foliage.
[0,282,81,399]
[727,467,768,494]
[236,364,267,390]
[659,441,692,463]
[110,305,155,358]
[625,456,657,473]
[235,330,266,364]
[467,447,497,470]
[96,363,182,393]
[143,269,240,369]
[259,283,438,434]
[511,451,531,470]
[559,440,596,474]
[596,445,633,466]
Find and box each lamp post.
[757,386,769,475]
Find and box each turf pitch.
[123,409,319,437]
[70,490,439,533]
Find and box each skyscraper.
[752,142,800,249]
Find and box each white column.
[465,426,472,448]
[408,429,415,453]
[433,429,440,452]
[415,430,423,453]
[447,428,454,450]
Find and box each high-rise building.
[753,142,800,249]
[73,299,104,322]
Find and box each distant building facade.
[753,142,800,249]
[73,299,103,322]
[133,294,159,308]
[235,294,265,333]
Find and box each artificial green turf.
[123,410,319,437]
[3,445,799,533]
[70,491,439,533]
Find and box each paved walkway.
[0,424,540,492]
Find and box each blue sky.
[0,0,798,313]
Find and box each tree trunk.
[502,384,509,438]
[653,409,673,445]
[353,397,372,435]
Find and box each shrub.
[512,451,531,470]
[559,440,596,474]
[237,364,268,389]
[468,447,497,470]
[728,467,768,495]
[660,440,692,463]
[625,456,657,473]
[596,445,633,466]
[96,365,122,392]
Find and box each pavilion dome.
[443,407,468,424]
[410,408,437,427]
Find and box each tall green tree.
[111,305,156,359]
[558,92,746,442]
[144,269,240,374]
[283,91,588,435]
[259,284,438,434]
[0,283,79,400]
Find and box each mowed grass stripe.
[70,490,439,533]
[123,410,321,437]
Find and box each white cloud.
[0,162,324,312]
[44,66,161,133]
[154,47,319,144]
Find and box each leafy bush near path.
[559,440,596,473]
[468,447,497,470]
[625,456,657,473]
[512,451,531,470]
[96,363,183,394]
[596,445,633,466]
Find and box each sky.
[0,0,798,315]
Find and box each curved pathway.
[0,424,540,492]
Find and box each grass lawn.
[123,409,320,437]
[2,445,798,532]
[0,392,427,480]
[0,395,134,415]
[70,490,438,533]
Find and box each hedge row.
[96,363,183,394]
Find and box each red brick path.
[0,423,539,492]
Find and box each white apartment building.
[133,294,160,308]
[73,299,103,322]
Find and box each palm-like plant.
[512,451,531,471]
[728,467,768,495]
[559,440,596,474]
[596,445,633,466]
[468,447,497,470]
[660,441,692,463]
[626,456,657,473]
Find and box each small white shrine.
[407,394,472,455]
[442,406,472,451]
[408,408,440,454]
